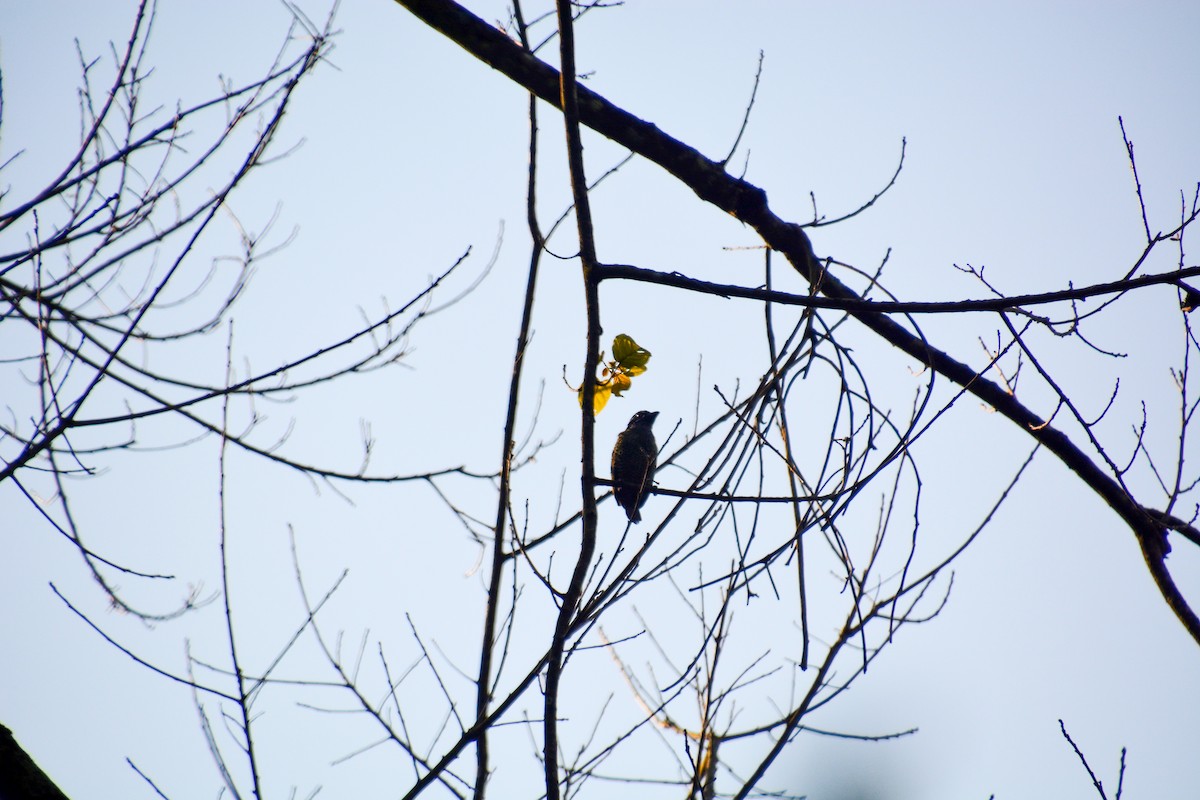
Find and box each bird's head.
[627,410,659,430]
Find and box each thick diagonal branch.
[391,0,1198,645]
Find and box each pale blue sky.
[3,2,1199,798]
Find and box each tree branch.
[392,0,1200,646]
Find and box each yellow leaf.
[610,372,633,396]
[579,382,612,414]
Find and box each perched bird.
[611,410,659,523]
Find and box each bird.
[611,410,659,523]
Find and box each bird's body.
[611,410,659,523]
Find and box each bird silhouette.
[611,410,659,522]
